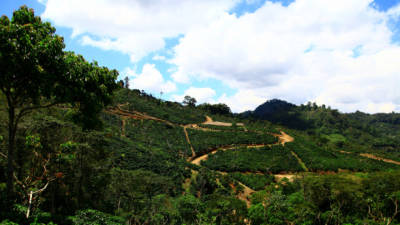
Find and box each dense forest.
[1,6,400,225]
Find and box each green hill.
[1,87,400,225]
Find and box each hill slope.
[1,88,400,224]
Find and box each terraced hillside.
[1,88,400,224]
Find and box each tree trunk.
[7,107,16,201]
[26,191,33,218]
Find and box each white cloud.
[173,87,216,105]
[39,0,400,113]
[37,0,47,4]
[218,90,266,112]
[126,64,176,94]
[41,0,238,62]
[171,0,400,113]
[122,66,136,77]
[152,54,166,61]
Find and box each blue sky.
[1,0,400,113]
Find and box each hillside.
[1,87,400,224]
[243,99,400,161]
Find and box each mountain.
[253,99,297,117]
[242,99,312,130]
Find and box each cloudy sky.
[2,0,400,113]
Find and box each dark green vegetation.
[198,123,246,131]
[229,173,275,191]
[1,5,400,225]
[123,118,192,158]
[286,136,400,172]
[244,99,400,161]
[114,88,205,124]
[202,146,303,173]
[188,129,278,155]
[248,172,400,225]
[0,6,118,206]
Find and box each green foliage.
[183,95,197,107]
[203,194,248,225]
[287,135,400,172]
[230,173,274,191]
[248,203,266,225]
[124,119,192,157]
[322,133,346,147]
[198,103,232,115]
[0,6,118,202]
[107,168,175,214]
[198,123,246,131]
[0,220,19,225]
[111,137,189,191]
[176,194,203,224]
[190,168,219,197]
[2,7,400,224]
[68,209,124,225]
[113,89,205,124]
[203,146,303,173]
[0,6,118,130]
[188,129,278,155]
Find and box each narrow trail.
[203,115,246,130]
[108,106,175,126]
[183,125,196,160]
[339,150,400,166]
[191,143,275,166]
[185,123,219,132]
[106,106,400,208]
[290,151,309,172]
[359,153,400,165]
[186,118,295,207]
[218,171,255,207]
[190,131,294,166]
[236,181,255,208]
[203,116,232,126]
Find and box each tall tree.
[183,95,197,107]
[0,6,118,200]
[124,76,129,89]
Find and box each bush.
[68,209,124,225]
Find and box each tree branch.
[0,152,7,159]
[18,101,60,119]
[14,101,61,130]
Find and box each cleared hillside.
[1,88,400,224]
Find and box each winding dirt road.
[185,119,296,207]
[190,131,295,166]
[339,150,400,166]
[272,131,294,146]
[107,106,400,209]
[107,106,299,207]
[359,153,400,165]
[203,116,245,128]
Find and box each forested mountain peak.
[253,99,297,115]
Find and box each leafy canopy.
[0,5,119,201]
[0,5,118,129]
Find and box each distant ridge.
[253,99,297,118]
[241,99,310,130]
